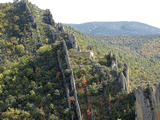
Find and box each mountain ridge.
[0,1,160,119]
[67,21,160,36]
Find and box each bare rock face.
[65,33,78,50]
[56,23,64,32]
[134,84,160,120]
[43,9,55,26]
[118,64,130,92]
[134,87,153,120]
[68,33,77,49]
[108,52,118,72]
[19,0,35,23]
[118,72,129,92]
[47,26,56,43]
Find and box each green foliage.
[0,1,159,120]
[36,44,51,55]
[2,107,30,120]
[65,26,160,89]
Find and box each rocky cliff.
[0,0,159,119]
[134,84,160,120]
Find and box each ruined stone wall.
[69,51,95,59]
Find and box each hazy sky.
[1,0,160,28]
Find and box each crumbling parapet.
[69,51,95,60]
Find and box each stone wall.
[69,51,95,59]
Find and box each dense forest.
[89,35,160,61]
[0,0,160,120]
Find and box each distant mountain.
[67,21,160,36]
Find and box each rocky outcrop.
[43,9,55,26]
[56,23,64,32]
[134,84,160,120]
[47,26,56,43]
[123,63,129,84]
[68,33,77,49]
[57,51,71,109]
[18,0,43,49]
[107,52,118,72]
[118,64,130,92]
[20,0,35,23]
[64,33,78,50]
[118,72,129,92]
[60,40,82,120]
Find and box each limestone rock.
[134,84,160,120]
[47,27,56,43]
[67,33,77,49]
[19,0,35,23]
[118,72,129,92]
[43,9,55,26]
[56,23,64,32]
[107,52,118,71]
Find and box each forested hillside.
[65,26,160,88]
[0,0,160,120]
[89,35,160,61]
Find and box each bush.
[36,45,52,55]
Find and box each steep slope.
[90,34,160,61]
[0,1,82,119]
[63,26,160,119]
[67,22,160,36]
[0,1,160,120]
[65,26,160,88]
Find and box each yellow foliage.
[36,45,51,54]
[2,107,30,119]
[0,73,3,79]
[16,44,25,53]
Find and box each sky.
[1,0,160,28]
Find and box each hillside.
[0,0,160,120]
[90,35,160,60]
[67,21,160,36]
[65,26,160,89]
